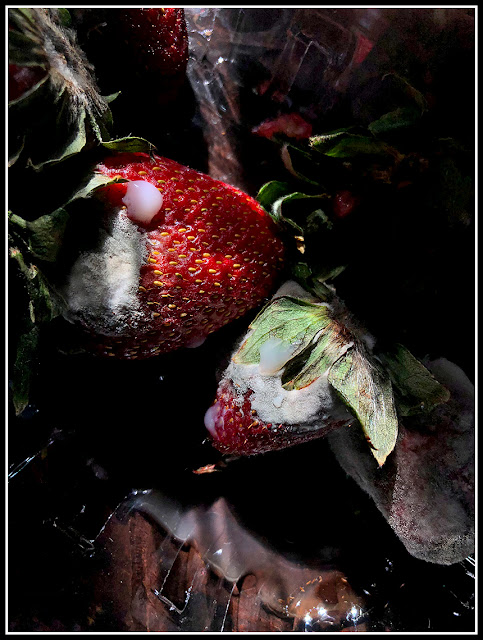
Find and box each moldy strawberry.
[60,152,285,359]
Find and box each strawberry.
[60,152,285,359]
[204,281,364,457]
[8,63,47,102]
[252,113,313,141]
[72,8,189,105]
[205,280,452,460]
[328,357,474,565]
[205,378,352,456]
[115,8,188,82]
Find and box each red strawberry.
[8,63,47,102]
[205,378,352,456]
[61,152,284,359]
[332,190,360,219]
[203,280,362,457]
[252,113,313,141]
[115,8,188,81]
[73,8,189,105]
[204,280,447,461]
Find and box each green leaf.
[317,134,401,160]
[9,246,64,323]
[310,127,356,152]
[256,181,293,214]
[272,192,328,232]
[29,101,88,170]
[305,208,333,234]
[101,136,156,155]
[281,144,323,185]
[234,296,331,369]
[382,72,428,113]
[103,91,121,104]
[368,106,422,136]
[293,261,312,281]
[312,263,347,283]
[282,319,351,390]
[8,135,25,167]
[56,8,72,27]
[12,323,41,416]
[378,343,451,416]
[328,348,399,466]
[68,172,128,203]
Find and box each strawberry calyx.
[8,8,154,170]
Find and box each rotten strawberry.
[59,152,285,359]
[205,280,450,462]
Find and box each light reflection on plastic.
[347,605,362,622]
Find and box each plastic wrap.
[8,7,475,633]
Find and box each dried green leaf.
[103,91,121,104]
[24,208,69,262]
[368,106,422,136]
[8,135,25,167]
[328,348,399,466]
[68,172,128,202]
[282,320,351,390]
[28,102,88,170]
[234,296,331,369]
[12,324,40,416]
[317,135,400,160]
[378,343,451,416]
[101,136,156,155]
[309,127,356,152]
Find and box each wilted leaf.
[68,172,127,202]
[24,208,70,262]
[282,319,351,390]
[328,348,399,466]
[234,296,331,368]
[12,324,40,416]
[368,106,422,135]
[379,343,451,416]
[101,136,156,155]
[29,101,88,170]
[382,72,428,113]
[317,134,401,160]
[310,127,356,152]
[9,245,65,414]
